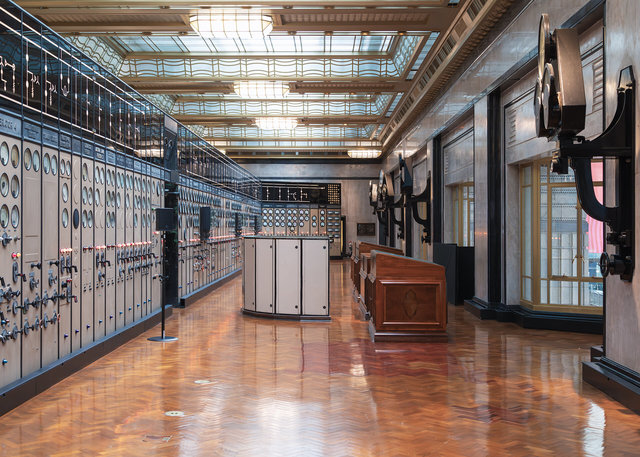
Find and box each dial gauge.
[11,175,19,198]
[10,205,18,228]
[82,163,88,181]
[0,142,8,166]
[62,183,69,202]
[10,145,19,168]
[43,153,50,174]
[51,155,58,175]
[0,204,8,228]
[23,149,32,170]
[32,150,40,172]
[62,209,69,228]
[0,173,8,197]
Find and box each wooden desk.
[367,251,447,342]
[351,241,403,300]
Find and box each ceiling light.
[255,117,298,130]
[347,149,381,159]
[234,81,289,99]
[190,9,273,39]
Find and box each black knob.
[599,252,629,277]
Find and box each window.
[520,160,603,314]
[451,182,474,247]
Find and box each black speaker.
[200,206,211,241]
[156,208,177,231]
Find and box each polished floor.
[0,261,639,456]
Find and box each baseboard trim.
[583,357,640,414]
[179,269,241,307]
[242,309,331,321]
[464,297,497,320]
[0,306,171,417]
[464,299,602,334]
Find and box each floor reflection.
[0,261,637,456]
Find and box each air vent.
[467,0,487,20]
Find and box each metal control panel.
[0,1,262,395]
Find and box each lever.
[0,233,12,247]
[30,262,42,270]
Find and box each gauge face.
[87,211,93,228]
[82,187,87,204]
[11,145,19,168]
[82,210,87,228]
[117,193,122,208]
[62,208,69,228]
[10,205,18,228]
[51,155,57,175]
[24,149,32,170]
[87,188,93,205]
[11,175,19,198]
[125,194,130,208]
[99,168,104,184]
[0,204,8,228]
[82,163,88,181]
[0,174,8,197]
[0,142,8,166]
[43,153,50,174]
[32,150,40,172]
[133,214,138,228]
[62,183,69,202]
[95,189,100,206]
[106,171,111,186]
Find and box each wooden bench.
[366,251,447,342]
[351,241,403,300]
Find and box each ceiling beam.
[43,22,191,33]
[174,114,381,125]
[204,136,374,141]
[19,1,453,8]
[123,52,391,60]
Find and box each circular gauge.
[62,183,69,202]
[10,205,18,228]
[133,214,138,227]
[59,159,66,176]
[82,211,87,228]
[99,168,104,184]
[62,208,69,228]
[0,174,8,197]
[116,193,121,208]
[82,187,88,204]
[24,148,32,170]
[143,180,147,192]
[116,173,120,188]
[87,210,93,228]
[95,189,101,206]
[82,163,88,181]
[43,153,50,174]
[0,142,8,166]
[32,150,40,172]
[10,145,19,168]
[11,175,19,198]
[106,171,111,186]
[142,215,146,228]
[51,155,58,175]
[65,161,71,176]
[0,204,8,228]
[125,194,130,208]
[88,188,93,205]
[110,213,115,227]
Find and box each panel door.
[41,147,59,366]
[104,164,116,333]
[275,239,300,315]
[115,168,126,329]
[302,239,329,316]
[58,151,72,358]
[0,136,23,386]
[21,142,43,376]
[255,239,273,313]
[243,238,255,311]
[70,154,82,351]
[124,170,135,323]
[80,157,94,347]
[93,162,106,339]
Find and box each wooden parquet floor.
[0,260,639,456]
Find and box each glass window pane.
[523,186,532,277]
[582,281,603,307]
[550,187,577,278]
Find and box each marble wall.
[243,162,380,254]
[603,0,640,373]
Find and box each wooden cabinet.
[367,251,447,342]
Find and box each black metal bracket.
[407,172,432,244]
[553,67,635,281]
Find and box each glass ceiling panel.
[113,34,395,56]
[201,126,370,139]
[174,99,384,116]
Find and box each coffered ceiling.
[17,0,514,161]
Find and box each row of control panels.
[260,205,342,257]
